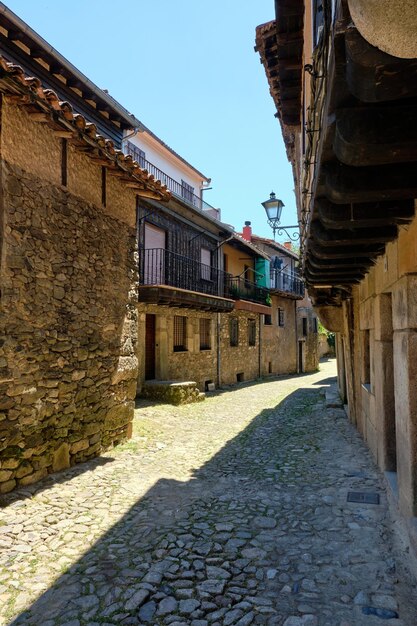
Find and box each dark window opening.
[248,319,256,346]
[181,180,194,203]
[264,314,272,325]
[200,318,211,350]
[230,318,239,347]
[126,141,146,167]
[278,308,285,327]
[101,166,106,207]
[268,361,272,374]
[174,316,187,352]
[362,329,371,388]
[61,138,67,186]
[302,317,308,337]
[236,372,244,383]
[313,317,318,333]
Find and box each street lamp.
[261,192,300,241]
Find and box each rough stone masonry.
[0,99,140,493]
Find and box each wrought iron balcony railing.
[270,268,305,298]
[140,248,228,297]
[140,249,273,305]
[224,276,271,306]
[139,157,218,215]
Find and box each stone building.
[256,1,417,550]
[124,108,310,393]
[251,233,319,374]
[0,10,170,493]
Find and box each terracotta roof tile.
[0,56,170,202]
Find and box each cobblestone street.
[1,359,416,626]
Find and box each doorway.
[145,314,156,380]
[298,341,304,373]
[383,294,396,472]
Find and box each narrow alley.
[1,360,416,626]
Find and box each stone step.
[141,380,206,406]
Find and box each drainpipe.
[295,299,299,373]
[217,312,221,387]
[258,315,262,379]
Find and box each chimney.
[242,221,252,242]
[283,241,292,251]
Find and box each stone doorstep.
[143,380,198,388]
[325,383,343,408]
[141,380,206,406]
[384,469,417,581]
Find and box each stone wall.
[219,310,261,385]
[261,296,297,376]
[137,304,218,391]
[335,205,417,526]
[0,102,139,493]
[297,306,320,372]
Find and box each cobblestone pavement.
[1,359,417,626]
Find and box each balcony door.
[144,223,166,284]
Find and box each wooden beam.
[310,220,397,247]
[308,254,374,270]
[325,161,417,204]
[307,241,385,260]
[29,112,50,122]
[345,28,417,103]
[317,198,415,230]
[334,105,417,166]
[53,130,74,139]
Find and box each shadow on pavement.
[5,369,341,625]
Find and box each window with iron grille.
[248,319,256,346]
[201,247,212,281]
[181,180,195,203]
[302,317,308,336]
[200,318,211,350]
[173,316,187,352]
[278,308,285,327]
[126,141,146,167]
[230,318,239,347]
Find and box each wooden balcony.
[138,248,234,312]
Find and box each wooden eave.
[0,12,134,131]
[138,285,235,313]
[0,56,170,203]
[298,11,417,306]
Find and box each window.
[173,316,187,352]
[302,317,308,337]
[126,141,146,167]
[230,318,239,347]
[248,319,256,346]
[201,247,212,281]
[200,318,211,350]
[278,308,285,327]
[313,317,318,333]
[244,264,252,288]
[264,314,272,325]
[362,329,371,389]
[181,180,194,203]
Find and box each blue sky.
[5,0,297,240]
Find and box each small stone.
[179,599,200,614]
[125,589,150,611]
[253,517,277,529]
[371,594,398,611]
[267,569,277,580]
[353,591,369,605]
[138,601,156,622]
[158,596,178,615]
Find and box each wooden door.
[144,224,166,284]
[145,314,156,380]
